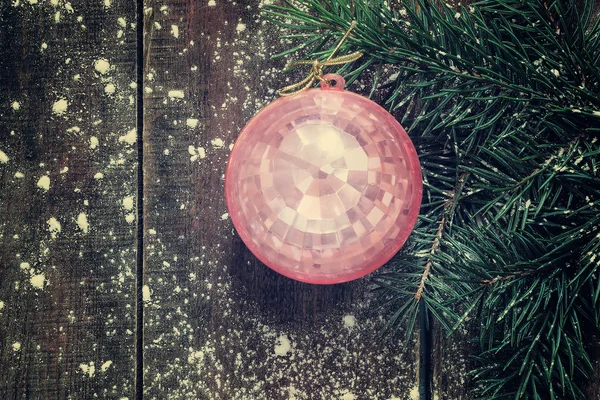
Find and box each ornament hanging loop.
[320,74,345,91]
[279,21,363,97]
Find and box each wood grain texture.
[585,334,600,399]
[4,0,596,398]
[0,0,137,398]
[142,1,418,398]
[430,321,473,400]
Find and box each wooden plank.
[142,0,419,398]
[0,0,137,398]
[430,322,472,400]
[585,335,600,399]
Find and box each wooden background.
[0,0,598,399]
[141,0,421,398]
[0,0,137,397]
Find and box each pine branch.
[264,0,600,398]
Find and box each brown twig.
[482,270,530,286]
[415,216,446,300]
[510,135,583,191]
[414,171,468,300]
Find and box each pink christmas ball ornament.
[225,74,422,284]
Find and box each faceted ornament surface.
[225,81,422,284]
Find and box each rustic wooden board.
[2,0,598,398]
[142,0,419,398]
[584,334,600,399]
[429,321,472,400]
[0,0,137,398]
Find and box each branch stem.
[415,216,446,300]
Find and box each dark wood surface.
[141,0,419,399]
[2,0,598,398]
[586,334,600,399]
[0,0,137,398]
[430,321,473,400]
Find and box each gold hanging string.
[279,21,363,97]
